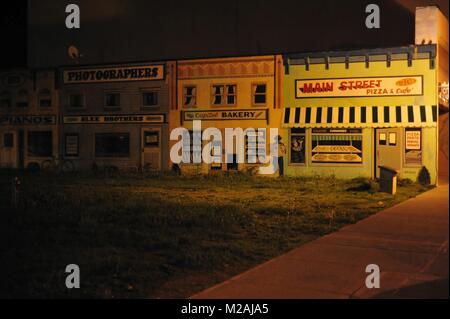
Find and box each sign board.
[63,65,165,84]
[0,115,56,126]
[405,129,421,150]
[63,114,165,124]
[296,76,423,98]
[183,109,267,121]
[65,134,79,157]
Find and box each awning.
[282,105,437,128]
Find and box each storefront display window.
[311,129,363,164]
[27,131,53,157]
[290,128,306,164]
[95,133,130,158]
[404,128,422,165]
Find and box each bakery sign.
[296,76,423,98]
[63,114,165,124]
[183,109,267,121]
[63,65,164,84]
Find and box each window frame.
[0,90,12,108]
[289,128,307,165]
[68,93,86,110]
[16,89,29,108]
[182,85,197,108]
[104,92,121,110]
[38,89,52,108]
[211,83,237,107]
[251,82,268,106]
[310,128,364,166]
[142,90,159,108]
[404,127,422,166]
[27,130,53,158]
[94,132,131,158]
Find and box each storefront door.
[375,128,402,178]
[141,128,161,171]
[0,132,17,168]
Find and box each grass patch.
[0,170,428,298]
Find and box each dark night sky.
[1,0,448,68]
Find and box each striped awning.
[282,105,437,128]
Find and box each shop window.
[95,133,130,158]
[3,133,14,148]
[27,131,53,157]
[212,84,236,106]
[105,93,121,108]
[290,128,306,164]
[16,89,29,108]
[65,133,79,157]
[405,128,422,165]
[39,89,52,108]
[143,91,158,107]
[311,128,363,164]
[69,93,85,108]
[210,139,222,170]
[183,86,197,107]
[0,91,11,108]
[245,130,266,164]
[252,83,267,105]
[144,131,160,148]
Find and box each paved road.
[192,184,449,299]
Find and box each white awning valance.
[282,105,437,128]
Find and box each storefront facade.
[59,62,175,171]
[170,55,284,174]
[282,45,439,184]
[0,69,59,169]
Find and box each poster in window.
[389,133,397,146]
[290,135,305,164]
[405,130,421,150]
[65,134,79,157]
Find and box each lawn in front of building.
[0,170,430,298]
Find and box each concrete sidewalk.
[192,184,449,299]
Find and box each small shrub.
[397,178,413,187]
[417,166,431,186]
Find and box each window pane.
[255,84,266,93]
[254,94,266,104]
[143,92,158,106]
[95,133,130,158]
[144,131,159,147]
[311,132,363,163]
[227,85,235,94]
[27,131,53,157]
[290,133,306,164]
[106,93,120,107]
[70,94,84,108]
[213,95,222,105]
[3,133,13,147]
[40,99,52,107]
[227,95,235,104]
